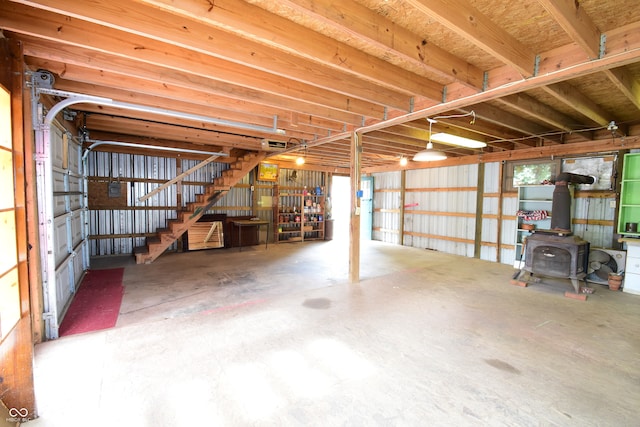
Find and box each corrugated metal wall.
[403,164,478,257]
[88,152,180,256]
[87,155,325,256]
[373,160,620,267]
[372,171,402,244]
[573,195,617,249]
[481,162,501,263]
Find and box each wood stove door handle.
[543,253,556,257]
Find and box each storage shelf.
[617,153,640,235]
[275,185,326,243]
[515,185,554,262]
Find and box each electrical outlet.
[610,200,616,208]
[250,185,255,191]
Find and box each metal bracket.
[63,110,77,121]
[533,55,541,77]
[441,86,447,103]
[408,97,414,113]
[482,71,489,92]
[599,34,607,59]
[32,70,55,89]
[383,106,388,121]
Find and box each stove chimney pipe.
[550,173,595,232]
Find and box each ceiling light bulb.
[400,156,408,166]
[296,156,305,165]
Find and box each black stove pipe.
[550,173,595,231]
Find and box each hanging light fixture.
[399,155,408,166]
[413,118,447,161]
[295,142,307,165]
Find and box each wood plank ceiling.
[2,0,640,172]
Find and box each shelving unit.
[274,186,325,243]
[617,153,640,237]
[514,185,554,266]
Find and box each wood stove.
[520,173,594,294]
[524,232,589,293]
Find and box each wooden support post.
[496,161,504,263]
[176,158,183,252]
[399,169,406,245]
[349,132,361,283]
[474,162,485,258]
[0,36,37,421]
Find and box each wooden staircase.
[134,152,267,264]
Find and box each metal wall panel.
[89,154,301,255]
[277,168,325,189]
[372,171,401,244]
[88,152,182,256]
[573,195,617,248]
[483,162,501,193]
[403,165,478,256]
[480,162,501,262]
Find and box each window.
[504,159,560,192]
[0,86,20,341]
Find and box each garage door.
[36,124,89,339]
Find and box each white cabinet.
[515,185,554,265]
[623,241,640,295]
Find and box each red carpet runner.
[59,268,125,337]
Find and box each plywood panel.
[186,221,224,250]
[88,181,127,209]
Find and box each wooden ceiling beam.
[264,0,484,89]
[460,104,561,145]
[7,33,385,124]
[1,8,391,121]
[131,0,444,101]
[494,93,593,140]
[12,0,420,109]
[537,0,601,59]
[23,53,366,127]
[543,82,613,126]
[602,67,640,112]
[48,75,348,137]
[84,115,264,150]
[404,0,536,76]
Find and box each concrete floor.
[28,238,640,427]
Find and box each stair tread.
[133,246,149,254]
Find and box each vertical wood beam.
[175,157,183,252]
[496,161,504,263]
[22,66,44,344]
[399,169,406,245]
[0,37,37,421]
[612,150,628,249]
[349,132,361,283]
[474,162,485,258]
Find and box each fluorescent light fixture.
[431,133,486,148]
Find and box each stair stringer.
[134,152,267,264]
